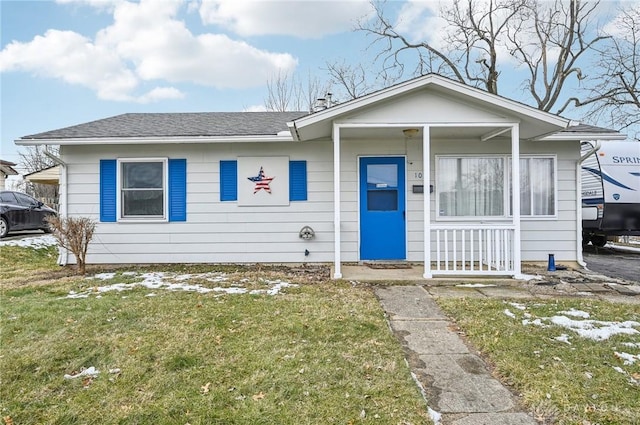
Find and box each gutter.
[575,141,601,268]
[15,134,296,146]
[43,148,68,266]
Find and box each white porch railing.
[431,224,515,275]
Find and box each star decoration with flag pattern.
[247,166,275,194]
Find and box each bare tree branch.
[577,4,640,139]
[263,71,331,112]
[507,0,607,112]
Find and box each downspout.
[576,140,601,268]
[43,147,68,266]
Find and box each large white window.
[118,159,167,220]
[437,156,556,218]
[510,157,555,216]
[438,157,504,216]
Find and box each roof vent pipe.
[313,98,327,112]
[313,92,333,112]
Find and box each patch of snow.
[64,366,99,379]
[503,309,517,319]
[428,407,442,425]
[0,234,58,249]
[456,283,496,288]
[519,274,544,281]
[558,308,590,319]
[612,366,639,385]
[250,281,297,296]
[92,273,116,281]
[509,302,527,311]
[66,291,89,299]
[64,271,297,299]
[622,342,640,348]
[554,334,572,344]
[615,351,639,365]
[550,315,640,341]
[523,318,546,327]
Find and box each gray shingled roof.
[21,112,309,139]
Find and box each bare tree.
[443,0,528,94]
[325,61,376,100]
[264,71,331,112]
[46,215,96,275]
[19,145,58,174]
[509,0,608,112]
[561,5,640,139]
[18,146,59,207]
[357,0,605,113]
[359,0,528,94]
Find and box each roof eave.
[539,132,627,141]
[15,134,297,146]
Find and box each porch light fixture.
[402,128,420,138]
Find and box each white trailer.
[581,140,640,246]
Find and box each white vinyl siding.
[61,143,335,264]
[59,137,579,265]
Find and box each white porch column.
[333,123,342,279]
[511,124,522,278]
[423,126,432,278]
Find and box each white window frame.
[435,154,557,221]
[116,158,168,222]
[509,155,558,219]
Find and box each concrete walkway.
[376,286,538,425]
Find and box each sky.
[1,0,637,173]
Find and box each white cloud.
[198,0,373,38]
[1,0,298,102]
[137,87,185,104]
[603,2,640,40]
[394,0,448,49]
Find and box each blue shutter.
[220,160,238,201]
[289,160,307,201]
[100,159,117,222]
[168,158,187,222]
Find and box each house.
[0,159,19,189]
[15,74,625,278]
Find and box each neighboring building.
[24,165,61,211]
[24,164,61,185]
[0,159,19,189]
[15,74,625,278]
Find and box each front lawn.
[437,297,640,425]
[0,258,430,424]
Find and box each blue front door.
[359,157,406,260]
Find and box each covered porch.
[289,75,570,280]
[331,122,522,279]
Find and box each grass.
[0,244,63,282]
[0,245,430,424]
[437,297,640,425]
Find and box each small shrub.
[46,215,96,275]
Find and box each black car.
[0,190,57,238]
